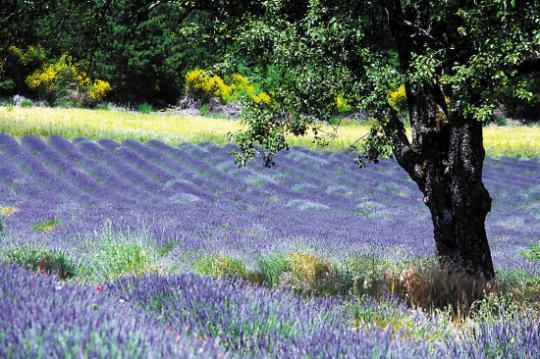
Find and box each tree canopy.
[231,0,540,279]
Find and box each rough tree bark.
[381,0,495,279]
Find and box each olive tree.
[233,0,540,279]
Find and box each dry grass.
[394,262,497,314]
[0,106,538,156]
[0,106,370,149]
[286,252,332,291]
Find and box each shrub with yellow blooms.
[88,79,112,101]
[25,53,111,106]
[387,84,407,111]
[250,92,271,105]
[184,69,270,105]
[185,69,232,102]
[1,45,47,93]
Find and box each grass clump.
[494,269,540,310]
[0,206,18,216]
[20,99,33,107]
[156,240,180,258]
[285,252,333,292]
[1,245,77,279]
[350,296,453,343]
[32,218,60,233]
[79,223,157,282]
[80,240,157,282]
[193,254,248,279]
[345,255,400,297]
[255,252,290,287]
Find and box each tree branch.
[383,108,421,182]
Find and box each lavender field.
[0,134,539,357]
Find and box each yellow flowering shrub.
[336,94,352,112]
[231,73,249,86]
[185,69,270,104]
[88,79,112,101]
[388,84,407,110]
[25,53,110,105]
[185,69,233,101]
[250,91,271,104]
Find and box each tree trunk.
[422,119,495,280]
[380,0,496,280]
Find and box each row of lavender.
[2,264,538,358]
[0,134,538,271]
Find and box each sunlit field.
[1,106,539,156]
[0,133,539,357]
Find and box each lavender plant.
[0,135,538,356]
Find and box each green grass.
[1,106,538,156]
[256,252,290,286]
[1,245,78,279]
[79,239,157,283]
[193,254,248,278]
[32,218,60,233]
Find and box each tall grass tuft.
[255,252,290,287]
[193,254,248,279]
[78,223,157,282]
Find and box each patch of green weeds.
[78,224,157,282]
[199,104,209,116]
[345,255,399,296]
[94,102,110,111]
[33,218,60,233]
[55,98,74,108]
[20,99,33,107]
[495,269,540,306]
[137,102,152,114]
[495,117,508,126]
[80,240,157,282]
[349,296,452,343]
[470,293,527,322]
[1,245,77,279]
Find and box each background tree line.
[1,0,538,120]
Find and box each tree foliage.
[233,0,540,164]
[232,0,540,279]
